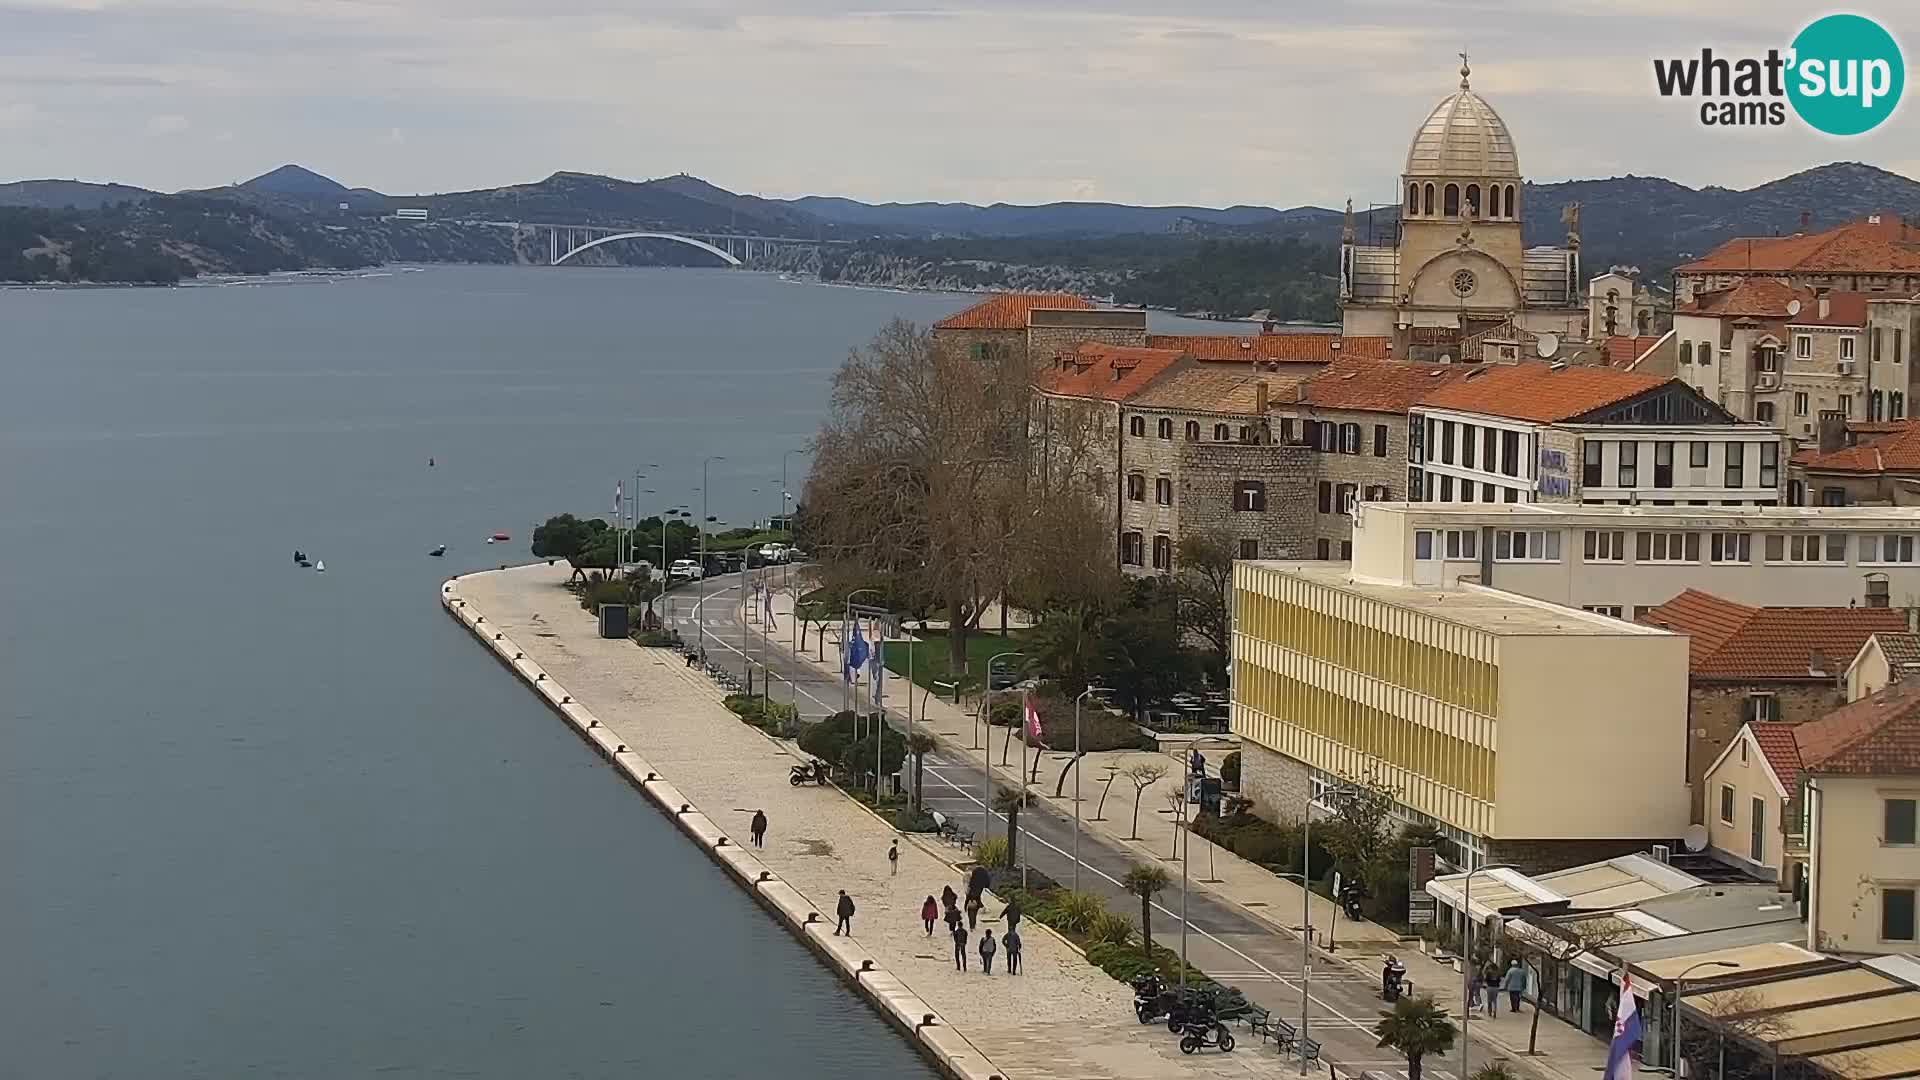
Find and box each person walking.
[966,864,990,902]
[1003,927,1022,974]
[944,902,962,936]
[1002,897,1022,933]
[1503,960,1528,1015]
[749,810,767,848]
[978,928,997,975]
[1483,965,1501,1018]
[835,890,856,936]
[1467,965,1484,1011]
[920,896,939,936]
[940,884,958,911]
[964,894,983,930]
[950,922,968,970]
[888,839,899,876]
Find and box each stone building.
[1845,631,1920,701]
[1637,588,1907,821]
[1672,279,1871,434]
[1791,420,1920,506]
[1672,214,1920,308]
[931,291,1094,365]
[1339,59,1585,353]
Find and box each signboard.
[1536,446,1572,498]
[1409,894,1437,925]
[1408,846,1438,925]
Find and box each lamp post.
[1072,685,1107,891]
[782,448,808,591]
[982,651,1025,843]
[698,456,725,655]
[1670,960,1739,1078]
[1461,862,1520,1080]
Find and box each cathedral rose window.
[1452,269,1478,297]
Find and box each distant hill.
[782,196,1292,235]
[0,179,156,210]
[241,164,356,198]
[418,171,818,236]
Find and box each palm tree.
[1374,996,1456,1080]
[906,733,937,815]
[1121,864,1170,959]
[993,787,1030,867]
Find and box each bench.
[1252,1013,1295,1052]
[1298,1037,1322,1069]
[930,811,975,850]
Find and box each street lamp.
[1671,960,1739,1078]
[699,456,725,655]
[982,651,1025,843]
[1461,862,1520,1080]
[1072,685,1108,891]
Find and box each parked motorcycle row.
[1131,975,1239,1055]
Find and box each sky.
[1,0,1916,209]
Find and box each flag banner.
[1604,975,1641,1080]
[613,480,622,518]
[845,619,869,683]
[869,627,885,705]
[1024,691,1044,742]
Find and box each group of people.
[1467,959,1531,1016]
[921,876,1023,974]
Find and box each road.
[669,572,1501,1080]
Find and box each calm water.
[0,267,967,1080]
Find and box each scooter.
[788,759,829,786]
[1176,1014,1235,1055]
[1382,957,1409,1003]
[1164,989,1218,1034]
[1131,974,1166,1024]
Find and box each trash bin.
[598,604,628,639]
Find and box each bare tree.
[1511,916,1638,1055]
[1124,762,1168,840]
[1172,527,1236,674]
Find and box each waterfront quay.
[445,562,1293,1080]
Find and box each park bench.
[1298,1037,1322,1070]
[930,811,975,850]
[1253,1013,1295,1053]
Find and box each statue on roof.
[1562,201,1582,249]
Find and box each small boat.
[429,545,446,557]
[315,560,326,572]
[484,537,495,545]
[490,531,510,542]
[293,549,306,564]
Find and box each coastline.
[440,570,1011,1080]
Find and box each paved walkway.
[682,574,1616,1080]
[458,564,1307,1079]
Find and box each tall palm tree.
[906,733,937,815]
[1374,996,1456,1080]
[993,788,1029,867]
[1121,864,1170,959]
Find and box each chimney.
[1800,209,1812,233]
[1255,381,1270,415]
[1817,410,1849,454]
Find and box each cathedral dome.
[1404,62,1519,179]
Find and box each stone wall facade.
[1686,678,1847,819]
[1272,407,1412,559]
[932,326,1025,367]
[1027,324,1148,369]
[1177,439,1316,563]
[1237,741,1313,823]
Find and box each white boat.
[315,560,326,572]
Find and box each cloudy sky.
[2,0,1914,208]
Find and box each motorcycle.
[1176,1015,1235,1055]
[1130,974,1166,1024]
[788,759,829,786]
[1164,989,1218,1034]
[1382,957,1409,1003]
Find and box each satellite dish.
[1536,332,1560,358]
[1786,299,1802,317]
[1682,823,1709,853]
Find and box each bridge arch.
[551,232,742,268]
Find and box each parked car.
[668,559,704,580]
[757,543,792,564]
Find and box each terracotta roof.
[1293,358,1474,414]
[1639,589,1908,680]
[1679,278,1803,318]
[1127,366,1305,413]
[1871,632,1920,670]
[933,292,1092,330]
[1677,216,1920,275]
[1749,722,1808,793]
[1413,361,1671,423]
[1791,678,1920,777]
[1601,335,1665,369]
[1036,342,1184,402]
[1145,333,1392,364]
[1794,421,1920,474]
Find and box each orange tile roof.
[1677,216,1920,275]
[1640,589,1908,680]
[1129,366,1304,413]
[1601,335,1664,369]
[1413,362,1671,423]
[1036,342,1185,402]
[1794,421,1920,473]
[1145,333,1392,364]
[1788,291,1869,328]
[933,292,1093,330]
[1749,723,1807,793]
[1790,678,1920,777]
[1294,358,1474,414]
[1679,278,1804,318]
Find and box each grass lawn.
[882,628,1032,694]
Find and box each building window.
[1796,334,1813,359]
[1130,415,1145,437]
[1873,390,1886,420]
[1725,443,1745,488]
[1710,532,1752,564]
[1337,483,1357,514]
[1465,183,1481,216]
[1154,477,1172,506]
[1316,539,1331,560]
[1239,539,1260,560]
[1751,797,1766,862]
[1364,485,1390,502]
[1185,420,1200,441]
[1618,441,1638,487]
[1461,423,1478,469]
[1483,427,1497,471]
[1583,605,1624,618]
[1720,784,1736,825]
[1373,424,1388,457]
[1788,479,1806,506]
[1444,183,1460,216]
[1157,418,1173,439]
[1883,887,1916,942]
[1862,534,1919,564]
[1583,441,1603,487]
[1681,341,1693,365]
[1758,346,1779,372]
[1317,423,1339,453]
[1126,473,1145,501]
[1494,529,1561,562]
[1121,531,1143,566]
[1151,534,1172,571]
[1821,487,1848,507]
[1440,421,1455,464]
[1422,183,1435,216]
[1841,336,1857,362]
[1887,799,1918,845]
[1841,394,1854,418]
[1896,392,1907,420]
[1439,475,1454,501]
[1584,530,1625,561]
[1444,528,1479,560]
[1794,392,1809,417]
[1407,183,1419,215]
[1765,533,1845,562]
[1317,481,1332,514]
[1214,423,1231,441]
[1341,423,1362,455]
[1636,531,1701,563]
[1234,480,1266,511]
[1654,441,1674,488]
[1691,441,1710,469]
[1757,401,1776,422]
[1698,341,1713,365]
[1501,431,1521,477]
[1745,693,1778,723]
[1504,486,1520,503]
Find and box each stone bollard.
[757,871,771,883]
[916,1014,937,1030]
[716,837,729,847]
[613,744,627,753]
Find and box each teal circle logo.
[1787,14,1904,135]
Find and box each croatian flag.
[1024,692,1044,742]
[1604,976,1642,1080]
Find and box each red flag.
[1024,692,1044,742]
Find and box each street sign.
[1409,846,1438,924]
[1409,893,1437,925]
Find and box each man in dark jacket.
[950,922,968,970]
[749,810,767,848]
[835,890,856,935]
[967,864,991,901]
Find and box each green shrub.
[1087,910,1136,947]
[1471,1063,1519,1080]
[580,580,628,612]
[975,836,1011,868]
[1086,941,1158,983]
[893,808,939,833]
[1231,828,1293,868]
[1220,751,1241,788]
[632,629,679,648]
[1053,890,1106,935]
